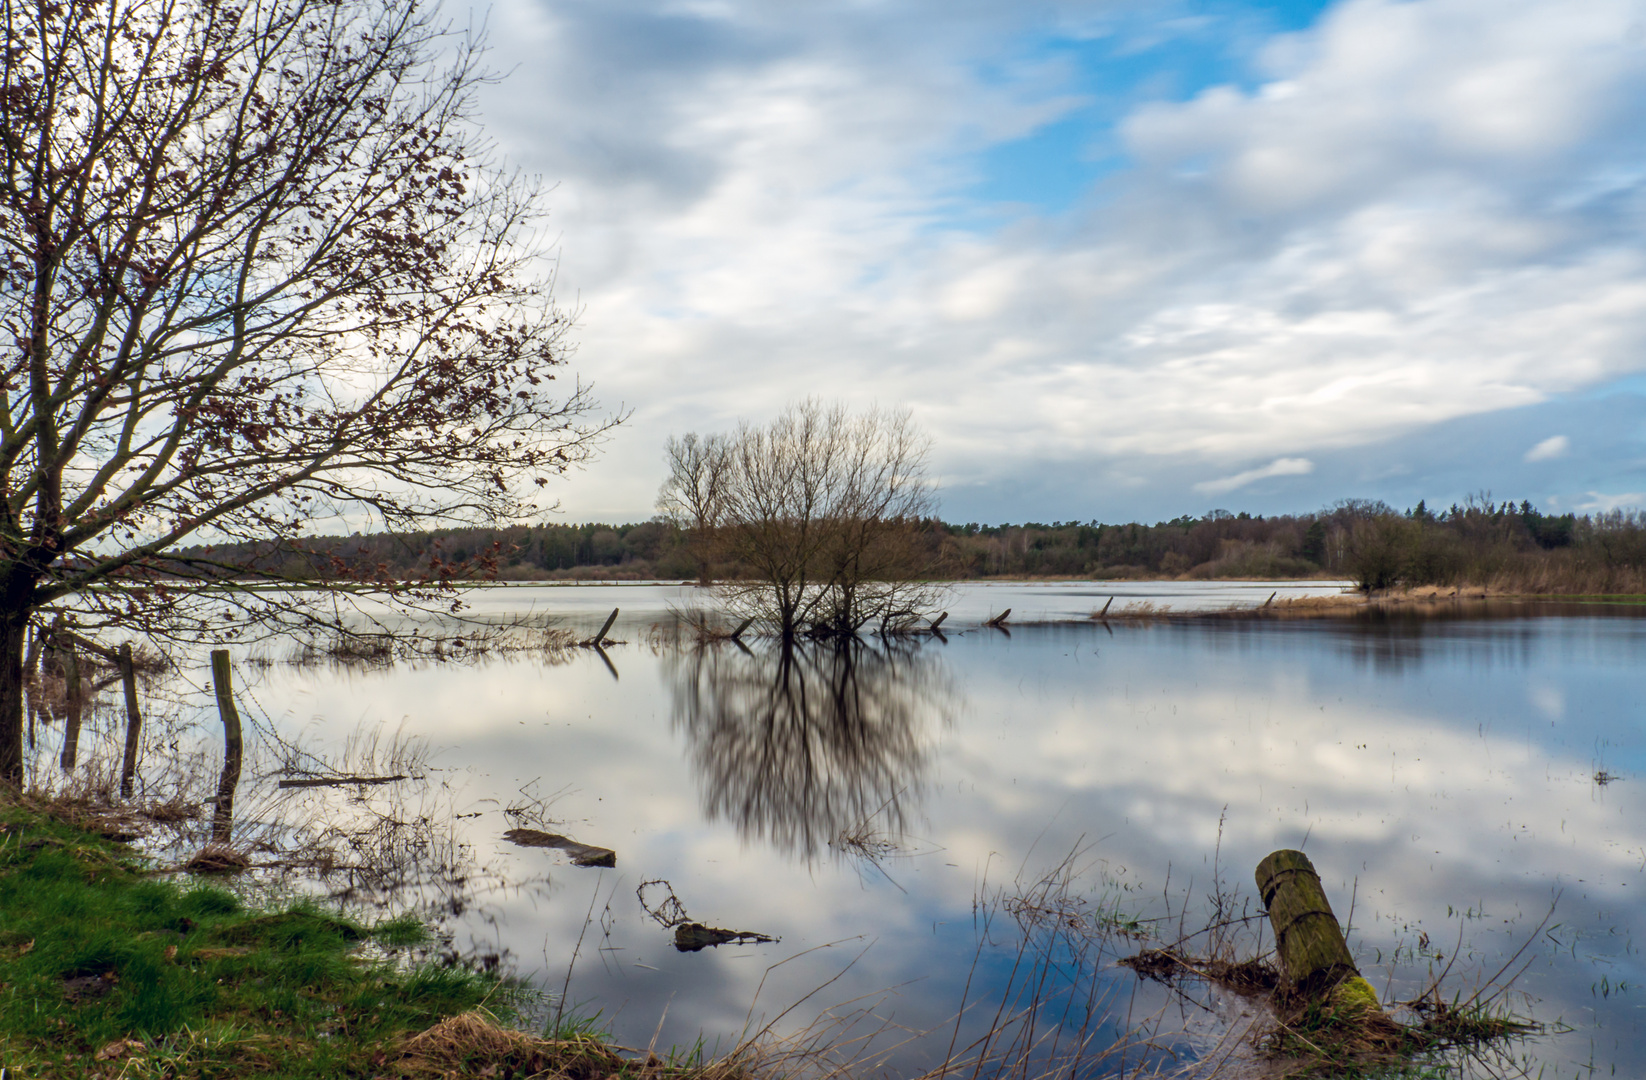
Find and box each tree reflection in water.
[668,639,952,860]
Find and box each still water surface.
[155,584,1646,1073]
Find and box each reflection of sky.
[214,587,1646,1073]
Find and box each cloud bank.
[469,0,1646,521]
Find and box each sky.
[463,0,1646,525]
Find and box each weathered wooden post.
[1255,850,1380,1011]
[24,625,39,750]
[58,643,82,772]
[729,616,755,640]
[593,607,619,644]
[118,644,144,798]
[209,650,245,844]
[929,611,948,631]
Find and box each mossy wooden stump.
[1256,849,1380,1014]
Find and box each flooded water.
[47,582,1646,1076]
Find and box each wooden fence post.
[118,644,143,798]
[1255,849,1380,1011]
[24,622,45,750]
[58,643,82,772]
[209,650,244,844]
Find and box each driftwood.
[277,774,409,789]
[672,922,777,952]
[986,608,1011,627]
[1255,849,1380,1012]
[502,828,616,868]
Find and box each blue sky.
[470,0,1646,524]
[968,2,1340,214]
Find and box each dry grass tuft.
[179,843,255,873]
[392,1010,617,1078]
[3,785,207,846]
[389,1010,769,1080]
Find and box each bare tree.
[0,0,613,784]
[658,400,942,637]
[657,432,731,584]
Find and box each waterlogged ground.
[40,582,1646,1076]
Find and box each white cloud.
[1575,491,1646,513]
[468,0,1646,519]
[1524,434,1570,462]
[1193,456,1314,495]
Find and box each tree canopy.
[0,0,611,783]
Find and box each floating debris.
[672,922,777,952]
[637,879,692,928]
[1118,947,1278,995]
[503,828,616,868]
[277,773,410,789]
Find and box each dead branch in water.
[277,774,409,789]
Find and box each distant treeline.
[171,498,1646,594]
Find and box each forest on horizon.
[171,498,1646,595]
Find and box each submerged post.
[58,643,82,772]
[118,644,143,798]
[593,607,619,644]
[930,611,948,631]
[209,650,244,844]
[1255,850,1379,1011]
[730,616,755,640]
[25,625,41,751]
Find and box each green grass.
[0,804,499,1078]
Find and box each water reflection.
[668,639,952,859]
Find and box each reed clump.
[1119,926,1541,1077]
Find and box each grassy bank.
[0,797,646,1079]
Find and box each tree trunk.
[0,612,29,787]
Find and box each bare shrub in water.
[659,401,946,638]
